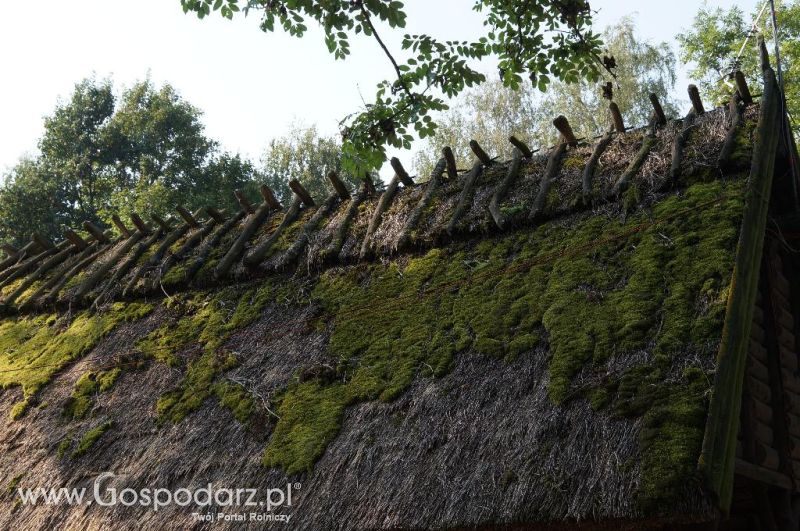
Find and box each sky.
[0,0,763,180]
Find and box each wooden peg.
[553,115,578,146]
[205,206,227,223]
[469,140,492,165]
[390,157,415,186]
[509,136,534,158]
[176,206,199,228]
[129,213,151,234]
[688,84,705,115]
[649,93,667,126]
[363,174,376,195]
[734,71,753,105]
[111,214,131,238]
[151,214,171,232]
[234,189,255,214]
[608,102,625,133]
[326,171,350,200]
[289,179,316,207]
[83,221,111,244]
[259,185,282,210]
[31,232,54,251]
[63,229,88,250]
[442,146,458,179]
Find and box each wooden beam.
[398,158,446,250]
[362,173,376,195]
[390,157,415,186]
[111,214,131,238]
[129,213,151,234]
[83,221,111,244]
[176,206,199,228]
[609,102,625,133]
[582,130,614,203]
[530,140,568,219]
[447,161,484,234]
[508,136,534,159]
[244,195,303,267]
[553,115,578,146]
[688,84,706,115]
[735,71,753,105]
[259,185,282,210]
[700,61,781,512]
[234,189,255,214]
[323,181,368,262]
[612,129,656,195]
[63,229,88,251]
[649,93,667,126]
[489,148,522,229]
[442,146,458,179]
[326,171,350,200]
[360,176,401,259]
[289,179,316,207]
[1,244,17,257]
[469,140,492,165]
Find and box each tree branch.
[360,6,413,100]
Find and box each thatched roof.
[0,66,789,530]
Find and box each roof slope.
[0,90,765,529]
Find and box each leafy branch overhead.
[179,0,612,172]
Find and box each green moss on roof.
[63,367,123,420]
[261,178,745,510]
[72,420,113,457]
[140,284,274,423]
[0,302,152,419]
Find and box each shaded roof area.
[0,80,771,529]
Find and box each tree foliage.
[413,18,677,176]
[179,0,610,172]
[677,0,800,135]
[0,78,259,246]
[261,123,362,204]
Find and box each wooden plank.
[783,373,800,395]
[735,458,793,490]
[752,304,765,325]
[752,398,774,426]
[750,338,769,364]
[748,355,771,383]
[755,441,781,470]
[777,327,796,353]
[697,60,781,510]
[754,419,775,446]
[776,306,795,332]
[779,348,799,373]
[751,321,766,344]
[748,376,773,404]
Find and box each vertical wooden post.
[509,136,534,158]
[176,206,199,228]
[469,140,492,164]
[649,93,667,126]
[735,71,753,105]
[234,189,255,214]
[260,185,282,210]
[111,215,131,238]
[442,146,458,179]
[553,115,578,146]
[327,171,351,200]
[688,84,705,115]
[289,180,316,207]
[83,221,111,244]
[390,157,415,186]
[609,102,625,133]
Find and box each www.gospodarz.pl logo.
[15,472,297,522]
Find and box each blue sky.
[0,1,762,178]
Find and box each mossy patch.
[0,302,152,419]
[261,179,746,508]
[141,284,275,423]
[73,420,113,457]
[63,368,123,420]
